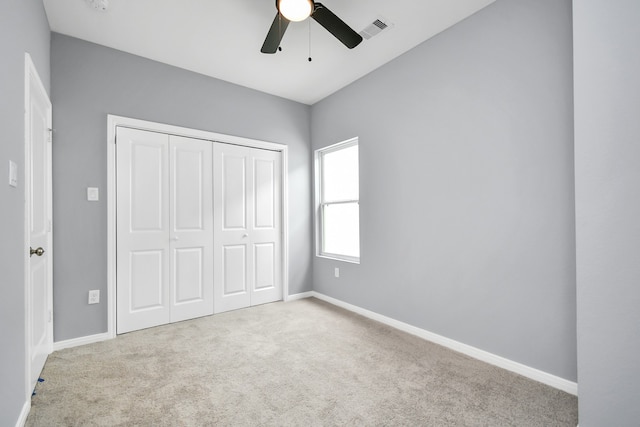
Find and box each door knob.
[30,247,45,257]
[171,236,179,241]
[242,234,249,238]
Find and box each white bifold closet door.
[213,143,282,313]
[116,127,213,334]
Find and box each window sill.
[316,254,360,264]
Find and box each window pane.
[323,203,359,258]
[322,144,358,202]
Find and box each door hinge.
[48,310,53,323]
[48,220,52,232]
[47,128,53,144]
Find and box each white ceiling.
[42,0,495,105]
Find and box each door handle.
[242,234,249,238]
[171,236,179,241]
[30,247,45,257]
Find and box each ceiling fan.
[261,0,363,54]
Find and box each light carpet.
[26,298,577,426]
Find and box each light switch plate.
[8,160,18,187]
[87,187,99,201]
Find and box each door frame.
[24,53,53,398]
[106,115,290,338]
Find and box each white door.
[25,54,53,392]
[168,136,214,322]
[213,143,282,313]
[116,128,213,333]
[117,128,170,333]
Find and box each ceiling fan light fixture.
[277,0,314,22]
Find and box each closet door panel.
[249,149,282,306]
[130,250,165,310]
[223,245,247,295]
[222,155,247,230]
[169,136,214,322]
[117,128,171,334]
[174,248,204,302]
[214,145,252,312]
[254,158,275,229]
[254,243,275,291]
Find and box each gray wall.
[0,1,50,424]
[50,34,312,341]
[574,0,640,425]
[311,0,577,381]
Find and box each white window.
[315,138,360,263]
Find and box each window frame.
[314,137,360,264]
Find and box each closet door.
[169,136,214,322]
[213,143,282,313]
[117,128,171,333]
[116,129,214,333]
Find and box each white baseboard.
[308,291,578,396]
[15,399,30,427]
[53,331,113,352]
[286,291,314,302]
[16,402,31,427]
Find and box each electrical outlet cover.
[88,290,100,304]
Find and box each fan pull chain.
[308,18,312,62]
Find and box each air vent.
[359,18,392,40]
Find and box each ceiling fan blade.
[311,3,363,49]
[261,13,290,54]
